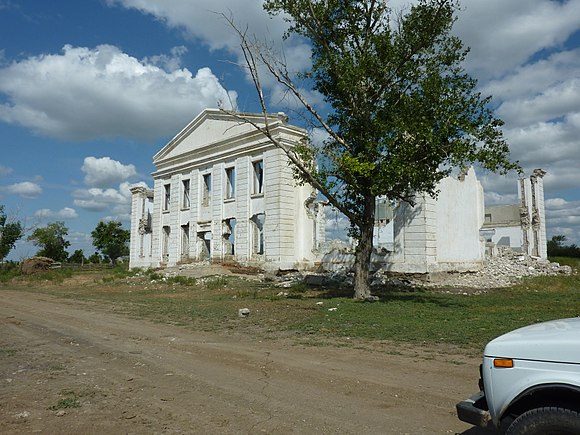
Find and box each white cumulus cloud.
[82,156,137,188]
[106,0,289,53]
[73,181,148,221]
[34,207,78,219]
[0,164,13,177]
[0,44,237,141]
[453,0,580,80]
[2,181,42,199]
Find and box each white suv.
[457,317,580,434]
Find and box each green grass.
[549,256,580,270]
[290,282,580,349]
[2,264,579,351]
[49,391,81,410]
[0,347,17,357]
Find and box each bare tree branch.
[219,13,360,225]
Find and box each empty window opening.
[223,218,237,256]
[252,160,263,195]
[497,236,511,246]
[181,224,190,260]
[202,173,211,207]
[182,179,190,209]
[225,167,235,199]
[197,231,212,260]
[250,213,265,256]
[162,226,171,260]
[163,184,171,211]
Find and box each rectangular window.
[162,226,170,259]
[181,224,190,259]
[182,179,190,209]
[225,167,235,199]
[250,213,265,256]
[202,173,211,207]
[163,184,171,211]
[252,160,263,195]
[223,218,236,256]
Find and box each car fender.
[483,357,580,424]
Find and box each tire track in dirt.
[1,290,485,434]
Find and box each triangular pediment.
[153,109,289,164]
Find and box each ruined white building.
[322,167,487,274]
[481,169,547,258]
[130,109,547,275]
[129,109,325,271]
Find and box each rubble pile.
[273,249,573,290]
[421,250,573,289]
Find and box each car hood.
[484,317,580,364]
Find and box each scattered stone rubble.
[139,249,573,292]
[273,249,573,290]
[418,250,573,289]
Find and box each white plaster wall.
[128,188,155,269]
[435,168,484,264]
[381,167,484,274]
[489,226,522,250]
[294,186,318,264]
[384,196,438,273]
[535,175,547,258]
[374,221,394,248]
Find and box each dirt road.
[1,290,489,434]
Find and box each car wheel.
[506,407,580,435]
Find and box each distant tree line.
[0,205,24,262]
[547,235,580,258]
[0,204,130,265]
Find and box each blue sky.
[1,0,580,260]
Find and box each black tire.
[506,407,580,435]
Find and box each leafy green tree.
[547,235,566,253]
[88,252,102,264]
[547,235,580,258]
[68,249,86,264]
[91,221,130,265]
[0,205,24,262]
[28,221,70,262]
[228,0,519,299]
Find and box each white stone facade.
[321,167,487,274]
[519,169,547,258]
[383,167,486,273]
[481,169,547,259]
[129,109,325,271]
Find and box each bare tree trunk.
[353,195,375,300]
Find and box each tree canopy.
[229,0,519,299]
[91,221,130,264]
[0,205,24,262]
[547,235,580,258]
[69,249,87,264]
[28,221,70,262]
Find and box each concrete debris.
[238,308,250,318]
[269,249,573,290]
[395,249,572,289]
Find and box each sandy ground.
[0,290,494,435]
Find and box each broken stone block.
[303,274,326,286]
